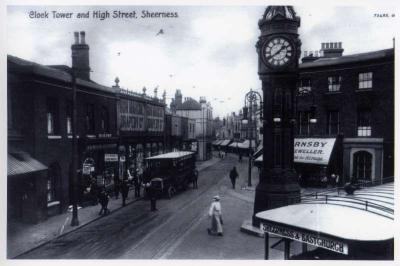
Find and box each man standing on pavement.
[121,179,129,207]
[144,182,157,211]
[229,166,238,189]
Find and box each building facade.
[296,43,394,185]
[171,90,213,160]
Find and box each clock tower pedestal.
[252,6,302,227]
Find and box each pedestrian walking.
[134,173,141,198]
[98,188,110,216]
[207,195,223,236]
[113,173,120,199]
[229,166,238,189]
[144,182,157,211]
[192,170,199,189]
[121,179,129,206]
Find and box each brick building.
[295,43,394,185]
[7,32,118,223]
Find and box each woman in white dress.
[208,195,223,236]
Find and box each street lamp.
[243,88,263,187]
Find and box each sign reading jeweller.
[261,223,349,255]
[294,138,336,165]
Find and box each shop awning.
[219,139,232,146]
[294,138,336,165]
[253,138,336,165]
[237,139,257,149]
[212,140,223,145]
[228,141,242,148]
[8,152,47,176]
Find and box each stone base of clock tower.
[252,168,301,227]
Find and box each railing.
[299,182,394,220]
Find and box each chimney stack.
[71,31,90,80]
[80,31,86,44]
[320,42,344,58]
[74,32,79,44]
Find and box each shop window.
[85,104,95,134]
[358,72,373,89]
[328,76,342,92]
[297,111,311,135]
[100,106,109,133]
[357,109,371,137]
[298,78,311,93]
[47,98,59,135]
[326,111,340,135]
[352,151,372,181]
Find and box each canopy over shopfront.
[219,139,232,147]
[8,152,47,176]
[254,138,336,165]
[256,182,394,260]
[212,139,223,146]
[294,138,336,165]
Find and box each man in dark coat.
[98,188,110,215]
[229,166,238,189]
[121,179,130,206]
[144,182,157,211]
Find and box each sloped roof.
[300,48,394,69]
[8,55,116,94]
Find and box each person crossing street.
[229,166,238,189]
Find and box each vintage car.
[143,151,198,199]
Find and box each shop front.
[294,137,341,187]
[79,138,119,204]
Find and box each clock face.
[264,37,294,67]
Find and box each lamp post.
[243,89,263,187]
[70,69,79,226]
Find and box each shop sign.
[105,154,118,162]
[261,223,348,255]
[294,138,336,165]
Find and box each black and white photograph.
[3,1,399,262]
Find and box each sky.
[6,5,399,118]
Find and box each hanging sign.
[261,223,349,255]
[294,138,336,165]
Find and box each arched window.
[352,151,372,181]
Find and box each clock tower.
[253,6,301,226]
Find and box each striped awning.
[8,152,47,176]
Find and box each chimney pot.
[80,31,86,44]
[339,42,342,49]
[74,32,79,44]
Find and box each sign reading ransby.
[261,223,349,255]
[294,138,336,165]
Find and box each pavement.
[7,155,221,259]
[7,152,336,259]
